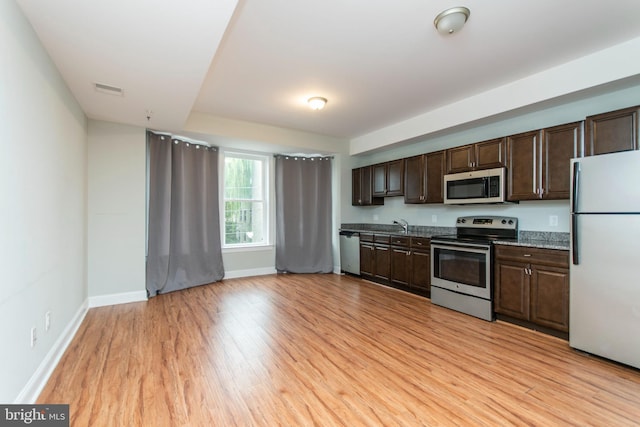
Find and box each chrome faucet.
[393,219,409,233]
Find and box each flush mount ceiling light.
[307,96,328,110]
[434,6,470,35]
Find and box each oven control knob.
[508,220,514,225]
[501,219,507,224]
[461,219,466,223]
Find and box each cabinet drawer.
[495,245,569,268]
[410,237,431,250]
[374,234,391,244]
[390,235,409,246]
[360,233,374,242]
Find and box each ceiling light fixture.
[308,96,328,110]
[434,6,470,35]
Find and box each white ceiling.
[16,0,640,146]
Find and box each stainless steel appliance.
[339,230,360,275]
[444,167,506,204]
[431,216,518,321]
[570,150,640,369]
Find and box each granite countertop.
[340,224,570,251]
[493,234,570,251]
[340,224,455,239]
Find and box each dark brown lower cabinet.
[409,237,431,296]
[359,234,375,278]
[373,243,391,282]
[359,234,391,283]
[359,234,430,297]
[494,245,569,338]
[390,236,411,287]
[530,265,570,331]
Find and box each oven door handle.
[431,242,490,251]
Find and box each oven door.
[430,240,492,300]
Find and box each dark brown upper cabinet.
[584,106,639,156]
[507,122,581,201]
[372,159,404,197]
[446,138,506,174]
[404,150,445,204]
[542,122,582,199]
[352,166,383,206]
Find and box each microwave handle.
[483,176,489,197]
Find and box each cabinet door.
[360,244,375,277]
[542,122,581,200]
[410,250,430,295]
[494,260,530,320]
[373,245,390,282]
[507,130,541,201]
[585,106,639,156]
[425,150,445,203]
[391,247,411,287]
[530,265,570,332]
[446,144,474,174]
[404,155,425,203]
[361,166,374,205]
[386,159,405,196]
[357,166,383,206]
[372,163,387,196]
[475,138,506,170]
[352,168,363,206]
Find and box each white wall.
[0,0,88,403]
[343,82,640,232]
[87,120,146,304]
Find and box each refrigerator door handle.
[572,213,580,265]
[572,161,580,214]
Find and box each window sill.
[222,244,274,254]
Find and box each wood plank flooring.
[38,274,640,426]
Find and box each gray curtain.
[275,155,333,273]
[146,131,224,296]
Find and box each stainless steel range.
[430,216,518,321]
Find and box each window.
[222,152,269,247]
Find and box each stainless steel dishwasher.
[339,230,360,275]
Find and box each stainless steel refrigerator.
[570,150,640,369]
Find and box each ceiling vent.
[94,82,124,96]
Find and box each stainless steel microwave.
[443,167,506,204]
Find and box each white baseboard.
[88,290,148,308]
[224,267,277,279]
[15,299,89,404]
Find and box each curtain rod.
[274,154,333,159]
[147,129,217,150]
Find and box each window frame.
[220,150,271,249]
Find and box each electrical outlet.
[30,327,37,348]
[549,215,558,227]
[431,215,438,223]
[45,311,51,332]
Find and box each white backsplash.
[343,197,570,233]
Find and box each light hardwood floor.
[38,274,640,426]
